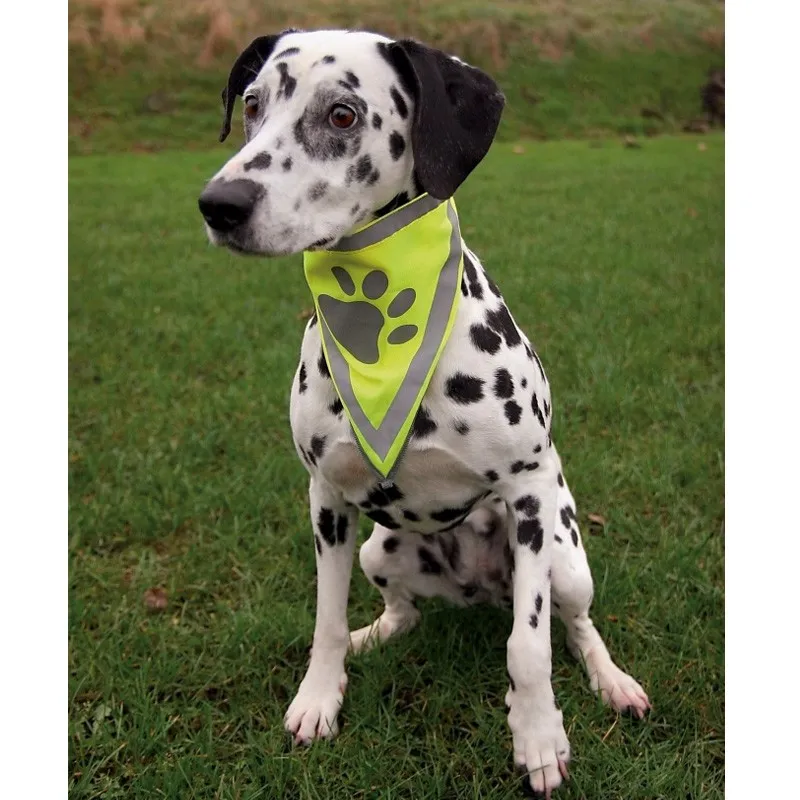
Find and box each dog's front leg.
[503,456,571,798]
[284,476,358,744]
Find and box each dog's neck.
[370,172,424,222]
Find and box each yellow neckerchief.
[303,193,463,479]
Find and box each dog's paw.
[284,671,348,744]
[349,605,421,654]
[507,692,570,798]
[591,661,651,719]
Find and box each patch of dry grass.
[70,0,724,70]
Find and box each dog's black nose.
[198,179,262,232]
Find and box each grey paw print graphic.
[318,267,418,364]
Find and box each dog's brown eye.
[244,96,259,120]
[329,104,357,129]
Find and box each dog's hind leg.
[549,449,651,718]
[350,524,468,653]
[349,526,424,653]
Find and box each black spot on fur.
[531,348,547,382]
[389,131,406,160]
[310,434,326,459]
[439,535,461,571]
[411,406,437,438]
[318,507,336,546]
[298,362,307,393]
[531,393,546,428]
[390,86,409,118]
[322,55,336,64]
[318,352,330,378]
[571,528,579,547]
[557,472,564,487]
[308,181,329,201]
[352,154,373,183]
[367,483,404,508]
[373,575,388,587]
[486,304,522,348]
[344,70,360,88]
[463,253,483,299]
[493,368,514,399]
[485,274,503,299]
[329,397,343,417]
[418,546,443,575]
[529,613,539,629]
[535,593,543,613]
[430,505,469,523]
[504,400,522,425]
[383,536,400,553]
[282,157,292,171]
[514,495,540,518]
[517,518,544,553]
[402,509,420,522]
[374,192,409,218]
[276,62,297,100]
[454,420,469,435]
[366,509,401,529]
[336,513,349,544]
[372,112,383,130]
[485,469,499,483]
[294,117,347,161]
[244,152,272,171]
[469,323,502,355]
[446,372,484,404]
[367,169,380,185]
[524,462,539,471]
[554,534,563,543]
[521,377,528,389]
[275,47,300,59]
[510,460,525,474]
[533,444,542,454]
[543,399,551,419]
[461,277,469,297]
[315,535,322,556]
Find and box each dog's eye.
[329,104,357,130]
[244,96,259,120]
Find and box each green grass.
[69,135,724,798]
[68,0,723,154]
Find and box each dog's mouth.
[207,224,304,258]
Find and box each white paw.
[284,672,348,744]
[349,607,421,654]
[506,692,571,798]
[591,661,651,719]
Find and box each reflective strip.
[328,194,442,252]
[318,199,462,474]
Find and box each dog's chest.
[289,246,552,530]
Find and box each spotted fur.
[200,29,650,797]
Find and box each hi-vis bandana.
[303,194,463,479]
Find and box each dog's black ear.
[219,31,297,143]
[380,40,505,199]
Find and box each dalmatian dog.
[198,29,650,797]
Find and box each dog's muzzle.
[198,179,263,233]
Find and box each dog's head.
[198,30,504,256]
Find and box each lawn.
[69,135,724,799]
